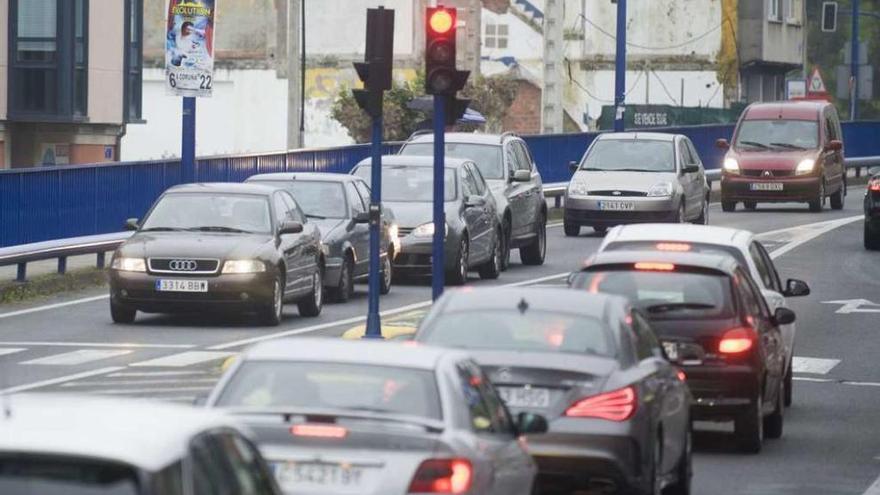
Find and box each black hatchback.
[570,251,795,453]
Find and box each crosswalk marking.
[60,378,218,387]
[92,386,215,395]
[129,351,235,368]
[792,357,841,375]
[0,348,26,357]
[20,349,133,366]
[108,370,212,378]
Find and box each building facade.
[1,0,143,169]
[738,0,805,102]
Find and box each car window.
[734,120,818,150]
[279,192,305,223]
[346,183,366,215]
[0,455,140,495]
[513,141,531,171]
[677,140,691,169]
[581,139,675,173]
[354,165,457,202]
[272,193,292,225]
[218,433,276,495]
[191,433,233,495]
[734,269,770,321]
[354,180,372,206]
[631,312,662,360]
[755,242,782,292]
[141,193,272,234]
[154,461,184,495]
[400,143,504,180]
[748,242,775,290]
[519,141,536,171]
[461,167,477,197]
[685,139,702,166]
[505,146,517,176]
[456,362,496,434]
[470,164,488,195]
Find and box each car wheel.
[593,226,608,234]
[520,212,547,265]
[500,217,511,271]
[784,359,793,407]
[110,300,136,324]
[743,201,757,211]
[664,427,692,495]
[563,220,580,237]
[261,277,284,326]
[764,382,785,439]
[735,389,763,454]
[478,229,502,280]
[379,251,393,295]
[330,255,354,303]
[830,184,844,210]
[809,181,825,212]
[693,199,709,225]
[447,238,468,286]
[865,221,880,250]
[721,201,736,212]
[297,269,323,317]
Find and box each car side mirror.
[124,218,139,231]
[569,161,580,173]
[825,139,843,152]
[715,138,730,150]
[681,164,700,175]
[465,195,487,208]
[772,307,797,326]
[515,412,548,435]
[512,169,531,182]
[278,220,304,235]
[783,278,810,297]
[353,211,370,224]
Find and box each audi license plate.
[599,200,635,211]
[155,279,208,292]
[274,462,363,491]
[749,182,783,191]
[498,386,551,408]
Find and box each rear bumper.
[683,363,760,421]
[564,196,678,227]
[721,174,820,202]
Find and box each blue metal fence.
[2,122,879,247]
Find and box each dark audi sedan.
[571,251,794,453]
[415,287,692,495]
[109,183,324,325]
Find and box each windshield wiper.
[614,168,657,172]
[187,226,254,234]
[738,141,770,150]
[645,302,717,313]
[579,167,607,171]
[769,142,807,150]
[139,227,184,232]
[305,213,327,220]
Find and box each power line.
[650,69,680,106]
[565,58,644,103]
[578,14,722,51]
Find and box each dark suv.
[398,132,547,269]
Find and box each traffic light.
[353,7,395,118]
[425,6,468,95]
[822,1,838,32]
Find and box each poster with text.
[165,0,215,97]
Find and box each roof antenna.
[517,298,529,314]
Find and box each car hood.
[383,201,456,228]
[310,218,346,239]
[119,231,274,260]
[728,149,818,171]
[573,170,678,192]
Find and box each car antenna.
[517,298,529,314]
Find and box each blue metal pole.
[431,95,446,301]
[614,0,627,133]
[182,97,196,181]
[851,0,860,120]
[364,114,383,338]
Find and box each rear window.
[418,309,615,357]
[400,143,504,180]
[735,119,818,150]
[0,456,140,495]
[604,241,749,269]
[251,180,347,219]
[570,268,735,320]
[216,361,442,420]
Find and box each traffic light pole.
[181,97,196,182]
[364,113,383,338]
[851,0,860,121]
[431,95,446,301]
[613,0,627,133]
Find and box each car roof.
[606,223,752,248]
[583,250,740,275]
[0,394,238,472]
[165,182,279,195]
[435,287,627,319]
[597,132,678,142]
[355,155,473,169]
[241,337,471,370]
[246,172,362,183]
[743,101,825,121]
[406,132,510,146]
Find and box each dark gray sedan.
[205,338,547,495]
[245,173,395,302]
[414,287,692,495]
[352,156,502,285]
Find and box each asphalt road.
[1,190,877,494]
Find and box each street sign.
[808,67,828,95]
[165,0,216,97]
[786,80,806,100]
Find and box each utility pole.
[614,0,627,132]
[542,0,563,133]
[287,0,303,149]
[851,0,860,120]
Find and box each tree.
[462,73,518,132]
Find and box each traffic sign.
[808,67,828,95]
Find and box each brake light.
[408,459,473,494]
[718,327,755,354]
[290,424,348,439]
[634,262,675,271]
[677,369,687,381]
[565,386,637,421]
[656,242,691,252]
[870,178,880,192]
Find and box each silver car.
[563,132,710,236]
[205,338,546,495]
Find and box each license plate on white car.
[749,182,784,191]
[498,386,551,408]
[274,462,363,491]
[155,279,208,292]
[599,200,635,211]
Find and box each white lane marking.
[0,366,124,394]
[862,474,880,495]
[792,356,841,375]
[756,214,862,239]
[792,376,834,383]
[108,370,210,378]
[0,348,26,357]
[0,295,108,319]
[92,386,214,395]
[0,341,194,349]
[60,378,218,387]
[208,272,571,350]
[129,351,235,367]
[821,299,880,314]
[793,377,880,387]
[761,215,862,259]
[20,349,133,366]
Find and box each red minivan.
[717,101,846,212]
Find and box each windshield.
[604,241,749,269]
[141,193,272,234]
[253,180,347,219]
[419,310,615,357]
[216,361,442,420]
[0,456,140,495]
[400,143,504,180]
[571,269,734,319]
[734,120,819,150]
[354,165,456,202]
[580,139,675,173]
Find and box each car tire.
[664,427,692,495]
[735,390,763,454]
[830,185,844,210]
[694,200,709,225]
[479,229,502,280]
[564,221,580,237]
[500,217,511,271]
[379,251,393,295]
[261,276,284,326]
[297,269,323,317]
[330,255,354,303]
[764,382,785,439]
[808,181,825,212]
[520,212,547,265]
[110,300,136,324]
[784,359,793,407]
[743,201,757,211]
[722,201,736,212]
[593,226,608,234]
[447,238,468,286]
[865,221,880,250]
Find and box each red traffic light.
[429,8,454,34]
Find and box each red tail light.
[718,327,755,354]
[656,242,691,252]
[676,369,687,381]
[870,178,880,192]
[634,262,675,271]
[408,459,473,494]
[565,386,637,421]
[290,424,348,439]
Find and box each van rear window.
[734,120,818,150]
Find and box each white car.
[597,223,811,406]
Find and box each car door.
[345,182,370,276]
[513,141,541,232]
[190,430,278,495]
[504,143,529,238]
[278,192,316,295]
[738,269,785,405]
[753,241,795,362]
[685,138,709,204]
[823,110,845,190]
[462,165,492,263]
[272,192,302,295]
[677,138,701,219]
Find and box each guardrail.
[0,232,132,282]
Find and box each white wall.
[305,0,414,56]
[481,9,543,62]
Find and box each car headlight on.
[412,222,448,238]
[795,159,815,176]
[221,260,266,274]
[647,182,674,197]
[568,179,590,197]
[111,257,146,272]
[723,158,740,174]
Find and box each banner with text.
[165,0,216,97]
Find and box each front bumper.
[721,174,820,203]
[683,362,760,421]
[391,236,460,274]
[564,195,678,227]
[109,269,275,313]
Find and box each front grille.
[148,258,220,274]
[397,227,415,237]
[742,169,794,178]
[587,190,648,197]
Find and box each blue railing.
[2,122,879,248]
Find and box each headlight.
[111,257,146,272]
[795,159,815,176]
[647,182,674,197]
[221,260,266,274]
[568,179,590,197]
[723,158,740,174]
[388,224,399,239]
[412,222,448,238]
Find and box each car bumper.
[392,237,460,274]
[721,174,820,202]
[564,195,678,227]
[109,270,275,313]
[865,194,880,221]
[683,362,760,420]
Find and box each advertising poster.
[165,0,216,97]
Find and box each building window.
[787,0,803,24]
[768,0,781,21]
[124,0,143,122]
[484,23,508,49]
[10,0,88,119]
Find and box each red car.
[717,101,846,212]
